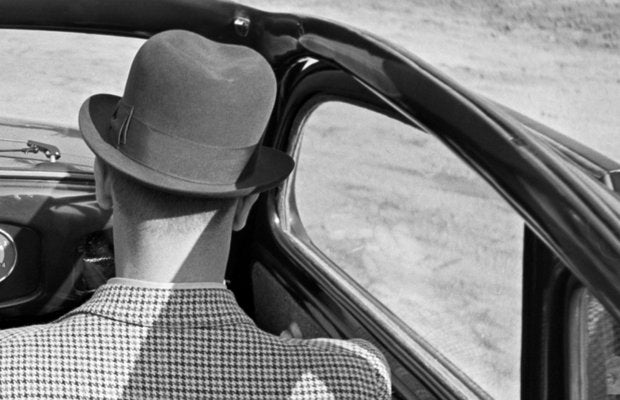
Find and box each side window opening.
[281,100,524,399]
[569,287,620,400]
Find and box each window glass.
[293,101,524,399]
[570,288,620,400]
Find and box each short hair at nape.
[111,169,236,234]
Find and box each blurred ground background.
[1,1,619,399]
[295,103,524,399]
[2,0,619,156]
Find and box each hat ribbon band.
[109,107,259,185]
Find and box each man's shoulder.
[0,322,51,343]
[281,336,392,399]
[0,311,94,348]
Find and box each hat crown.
[122,30,276,148]
[79,30,294,198]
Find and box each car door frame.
[243,61,504,399]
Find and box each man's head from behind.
[78,30,294,282]
[94,161,258,236]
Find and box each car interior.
[0,175,313,336]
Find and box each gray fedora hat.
[79,30,294,198]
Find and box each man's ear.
[94,158,114,210]
[233,193,259,231]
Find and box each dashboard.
[0,177,112,328]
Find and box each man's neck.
[112,212,232,284]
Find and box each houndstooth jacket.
[0,279,391,399]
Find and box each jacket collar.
[62,282,254,328]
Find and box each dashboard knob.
[0,230,17,283]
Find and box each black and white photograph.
[0,1,619,399]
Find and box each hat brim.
[79,94,294,198]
